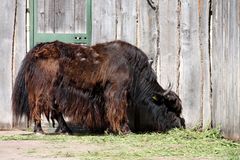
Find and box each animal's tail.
[12,56,30,126]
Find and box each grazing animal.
[12,40,185,134]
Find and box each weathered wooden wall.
[0,0,26,129]
[211,0,240,140]
[0,0,239,140]
[0,0,15,129]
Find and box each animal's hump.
[32,42,61,59]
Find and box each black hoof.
[55,126,73,135]
[34,129,45,135]
[61,128,73,135]
[121,123,131,134]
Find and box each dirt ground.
[0,130,102,160]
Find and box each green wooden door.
[30,0,92,48]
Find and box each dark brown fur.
[12,40,185,134]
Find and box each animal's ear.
[163,93,182,116]
[165,94,177,102]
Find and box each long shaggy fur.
[12,43,60,131]
[12,40,184,134]
[12,57,30,125]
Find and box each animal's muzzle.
[180,117,186,129]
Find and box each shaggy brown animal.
[12,40,185,134]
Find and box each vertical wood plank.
[212,0,240,140]
[44,0,55,33]
[211,0,223,129]
[225,0,233,139]
[222,0,229,138]
[12,0,27,128]
[37,0,45,33]
[158,0,179,91]
[137,0,157,64]
[236,0,240,140]
[92,0,116,44]
[0,0,15,128]
[55,0,75,33]
[13,0,27,80]
[74,0,86,33]
[198,0,211,128]
[232,0,239,140]
[179,0,202,127]
[225,0,239,140]
[116,0,137,45]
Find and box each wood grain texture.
[224,0,239,140]
[12,0,27,128]
[92,0,116,44]
[37,0,45,32]
[179,0,202,127]
[231,0,239,140]
[211,0,223,129]
[137,0,157,67]
[13,0,26,80]
[236,0,240,140]
[222,0,229,137]
[55,0,75,33]
[212,0,240,140]
[198,0,211,128]
[37,0,87,34]
[74,0,87,33]
[158,0,179,91]
[0,0,15,128]
[43,0,55,33]
[116,0,137,45]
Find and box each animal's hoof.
[34,130,45,135]
[55,127,73,135]
[34,125,45,134]
[121,123,131,134]
[104,128,111,135]
[54,126,61,133]
[61,129,73,135]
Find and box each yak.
[12,40,185,134]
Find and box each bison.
[12,40,185,134]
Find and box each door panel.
[31,0,91,48]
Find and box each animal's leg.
[28,94,44,134]
[105,83,130,134]
[44,105,55,128]
[33,120,44,134]
[51,109,60,132]
[32,99,44,134]
[51,107,72,134]
[51,114,56,128]
[42,98,56,128]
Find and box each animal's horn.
[163,83,173,96]
[148,58,154,66]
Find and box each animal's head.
[152,84,182,117]
[117,43,185,132]
[131,83,185,133]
